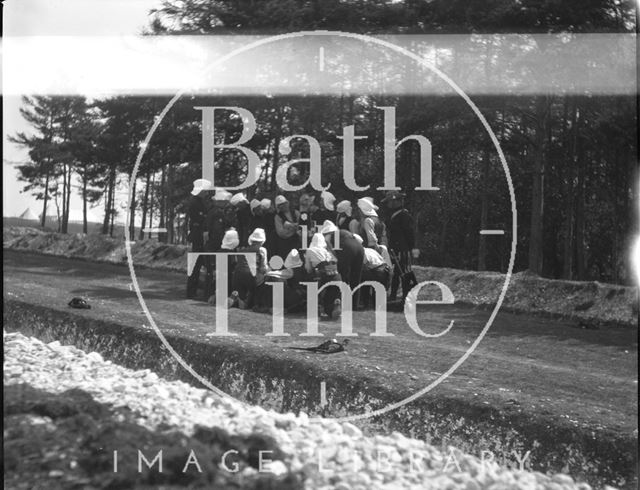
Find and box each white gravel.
[4,330,610,490]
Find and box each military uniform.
[387,207,415,300]
[360,215,386,249]
[325,229,365,309]
[205,203,232,252]
[235,205,252,247]
[186,194,207,298]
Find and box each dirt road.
[4,249,637,435]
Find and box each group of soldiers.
[186,178,418,319]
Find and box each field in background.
[2,218,138,238]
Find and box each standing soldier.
[230,193,252,246]
[249,198,264,232]
[206,189,233,252]
[274,195,300,258]
[260,198,277,257]
[186,178,212,299]
[382,190,418,301]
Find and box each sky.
[3,0,162,218]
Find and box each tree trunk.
[148,173,156,239]
[102,187,111,235]
[41,169,50,228]
[575,168,586,279]
[139,170,151,240]
[166,164,175,243]
[562,98,578,279]
[575,120,587,280]
[158,166,167,243]
[61,164,68,233]
[81,168,88,234]
[528,95,549,275]
[64,167,72,233]
[128,177,137,241]
[110,205,116,237]
[54,187,62,232]
[102,166,116,235]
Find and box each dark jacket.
[205,204,233,252]
[314,208,334,226]
[387,208,415,252]
[298,208,315,231]
[328,230,365,289]
[262,210,277,256]
[249,213,266,236]
[187,195,206,239]
[235,206,252,247]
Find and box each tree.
[94,96,155,237]
[11,96,90,232]
[10,96,59,228]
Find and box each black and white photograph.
[3,1,639,489]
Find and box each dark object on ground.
[287,338,350,354]
[68,297,91,309]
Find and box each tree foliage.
[12,0,637,284]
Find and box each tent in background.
[18,208,38,220]
[42,208,101,223]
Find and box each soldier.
[336,200,357,232]
[230,228,269,309]
[230,192,252,246]
[382,190,418,301]
[357,197,386,251]
[208,228,240,304]
[298,190,317,235]
[319,219,365,308]
[186,178,212,299]
[274,195,300,258]
[353,233,391,308]
[315,190,336,224]
[260,198,277,257]
[200,189,233,298]
[249,198,264,232]
[205,189,233,252]
[304,232,342,320]
[261,248,307,313]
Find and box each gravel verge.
[4,330,611,490]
